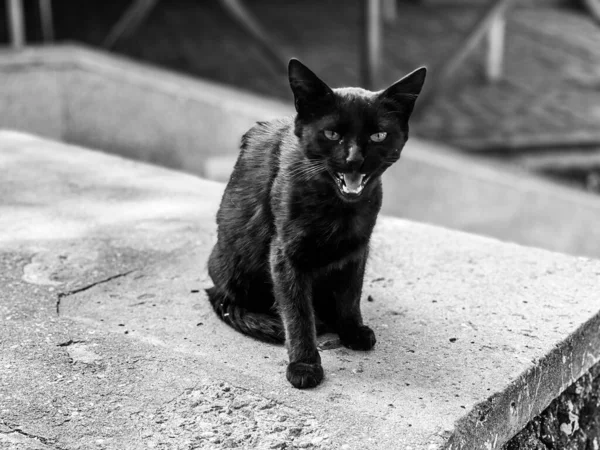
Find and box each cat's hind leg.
[313,255,376,351]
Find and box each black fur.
[207,59,426,389]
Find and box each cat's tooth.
[343,173,364,193]
[343,185,363,195]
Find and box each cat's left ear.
[288,59,335,118]
[379,67,427,117]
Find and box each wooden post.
[360,0,383,90]
[486,14,506,82]
[7,0,25,48]
[103,0,159,49]
[39,0,55,43]
[383,0,397,24]
[414,0,516,117]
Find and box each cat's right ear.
[378,67,427,118]
[288,59,335,118]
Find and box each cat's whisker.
[287,161,321,171]
[291,165,326,180]
[298,170,325,181]
[287,160,327,180]
[380,110,405,116]
[287,166,320,178]
[287,159,321,171]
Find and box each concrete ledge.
[1,45,600,259]
[2,132,600,449]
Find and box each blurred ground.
[2,1,600,164]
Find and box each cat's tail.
[205,287,285,344]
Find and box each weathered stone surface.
[504,363,600,449]
[2,132,600,449]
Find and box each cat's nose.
[346,146,364,171]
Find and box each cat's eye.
[323,130,340,140]
[370,132,387,142]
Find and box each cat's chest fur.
[273,179,381,271]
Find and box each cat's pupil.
[370,132,387,142]
[324,130,340,140]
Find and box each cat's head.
[288,58,426,202]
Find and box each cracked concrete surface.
[55,270,137,315]
[0,422,57,449]
[2,132,600,449]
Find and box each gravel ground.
[140,380,332,450]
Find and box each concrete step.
[2,132,600,449]
[2,44,600,260]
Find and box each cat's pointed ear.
[379,67,427,117]
[288,58,335,117]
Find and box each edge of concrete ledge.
[446,310,600,449]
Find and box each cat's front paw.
[286,362,324,389]
[340,325,376,351]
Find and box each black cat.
[206,59,426,389]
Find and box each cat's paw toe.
[286,362,324,389]
[340,325,376,351]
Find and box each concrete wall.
[0,45,599,260]
[0,45,290,176]
[60,56,290,175]
[0,66,63,139]
[382,142,600,259]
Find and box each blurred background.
[1,0,600,260]
[1,0,600,191]
[2,0,599,192]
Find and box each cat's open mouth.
[332,172,369,197]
